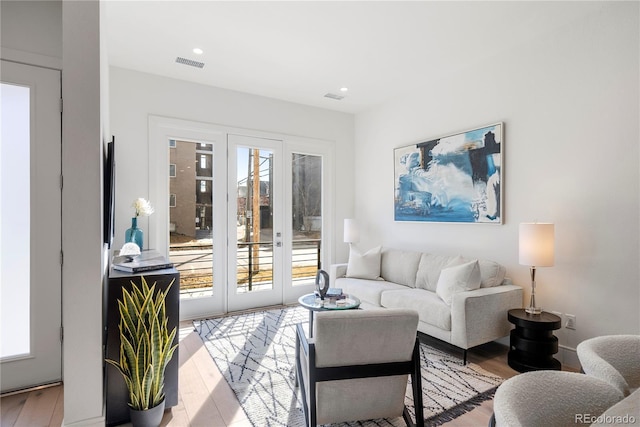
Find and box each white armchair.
[577,334,640,396]
[491,371,623,427]
[295,308,424,427]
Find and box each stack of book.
[112,251,173,273]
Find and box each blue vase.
[125,217,144,250]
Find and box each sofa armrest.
[450,284,523,349]
[329,263,348,288]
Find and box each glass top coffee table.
[298,293,361,337]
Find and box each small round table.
[298,293,361,337]
[507,308,562,372]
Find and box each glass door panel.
[168,140,214,298]
[291,153,323,286]
[228,135,283,312]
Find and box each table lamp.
[519,223,555,315]
[343,218,360,247]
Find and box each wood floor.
[2,319,521,427]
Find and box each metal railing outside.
[169,239,321,294]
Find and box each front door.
[0,60,62,392]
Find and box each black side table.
[507,309,561,372]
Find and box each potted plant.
[106,276,178,427]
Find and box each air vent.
[324,92,345,101]
[175,57,205,69]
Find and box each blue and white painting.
[394,123,502,223]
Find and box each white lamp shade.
[519,223,555,267]
[343,219,360,244]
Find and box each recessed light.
[340,87,349,92]
[193,48,204,55]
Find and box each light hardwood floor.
[1,319,522,427]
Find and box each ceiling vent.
[175,57,205,69]
[324,92,345,101]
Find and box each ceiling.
[105,1,605,114]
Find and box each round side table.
[507,308,561,372]
[298,293,361,337]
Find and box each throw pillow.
[346,246,382,280]
[436,260,482,306]
[478,259,507,288]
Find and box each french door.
[227,135,284,312]
[0,60,62,393]
[149,117,331,319]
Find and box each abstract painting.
[394,123,503,223]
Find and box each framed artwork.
[394,123,503,223]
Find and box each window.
[169,139,176,148]
[169,163,176,177]
[169,193,176,207]
[200,155,207,169]
[200,180,206,193]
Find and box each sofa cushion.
[346,246,381,280]
[381,289,452,331]
[436,260,482,306]
[415,254,461,292]
[380,248,422,288]
[478,259,507,288]
[336,277,406,306]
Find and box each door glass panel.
[291,153,322,286]
[168,140,214,298]
[236,147,274,293]
[0,83,31,358]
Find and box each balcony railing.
[169,239,321,295]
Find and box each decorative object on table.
[125,198,154,250]
[195,306,503,427]
[519,222,555,314]
[112,250,174,273]
[343,218,360,247]
[394,122,503,223]
[119,242,141,260]
[105,276,178,427]
[314,269,330,300]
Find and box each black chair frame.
[295,323,424,427]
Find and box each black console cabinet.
[105,262,180,426]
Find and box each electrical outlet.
[566,314,576,330]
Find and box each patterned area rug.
[194,306,503,427]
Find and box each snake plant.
[106,276,178,411]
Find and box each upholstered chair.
[295,308,423,427]
[577,334,640,396]
[491,370,623,427]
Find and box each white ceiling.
[105,1,605,114]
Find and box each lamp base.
[525,306,542,315]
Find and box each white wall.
[109,66,355,263]
[62,1,104,425]
[0,0,62,69]
[354,2,639,366]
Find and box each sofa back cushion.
[380,248,422,288]
[415,254,461,291]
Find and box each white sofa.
[330,247,523,360]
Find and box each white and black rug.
[194,306,502,427]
